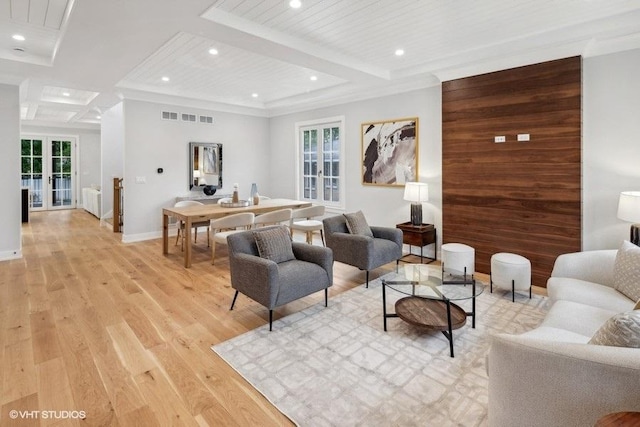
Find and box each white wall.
[583,48,640,250]
[21,125,101,206]
[269,87,442,256]
[101,102,125,218]
[122,100,270,241]
[0,84,22,261]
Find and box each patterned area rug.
[212,273,547,426]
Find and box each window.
[296,116,345,208]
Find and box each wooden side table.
[595,412,640,427]
[396,222,437,263]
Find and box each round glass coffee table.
[381,264,484,357]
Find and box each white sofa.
[488,249,640,427]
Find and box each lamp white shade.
[617,191,640,223]
[404,182,429,202]
[193,170,201,178]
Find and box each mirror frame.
[189,142,223,191]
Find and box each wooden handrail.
[113,177,123,233]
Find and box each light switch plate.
[135,176,146,184]
[494,136,506,143]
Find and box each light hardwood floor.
[2,209,545,426]
[1,209,400,426]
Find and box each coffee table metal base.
[394,296,466,357]
[383,294,470,358]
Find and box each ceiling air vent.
[199,115,214,124]
[161,111,178,121]
[181,113,196,122]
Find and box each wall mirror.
[189,142,222,191]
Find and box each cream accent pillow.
[253,226,295,264]
[613,241,640,301]
[589,311,640,348]
[344,211,373,237]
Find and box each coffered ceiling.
[1,0,640,128]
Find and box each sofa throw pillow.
[253,226,295,264]
[613,240,640,301]
[588,311,640,348]
[344,211,373,237]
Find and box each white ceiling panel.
[34,107,76,122]
[119,32,347,106]
[44,0,70,29]
[40,85,99,105]
[209,0,640,72]
[0,0,73,64]
[1,0,639,125]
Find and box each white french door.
[297,117,345,209]
[21,135,77,211]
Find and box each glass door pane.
[49,139,74,209]
[20,138,45,210]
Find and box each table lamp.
[617,191,640,245]
[404,182,429,226]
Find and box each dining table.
[162,198,312,267]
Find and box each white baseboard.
[0,249,22,262]
[122,226,178,243]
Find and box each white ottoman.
[441,243,475,278]
[490,252,532,302]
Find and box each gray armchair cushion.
[253,225,295,263]
[323,214,402,271]
[344,210,373,237]
[227,227,333,310]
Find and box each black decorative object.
[203,185,217,196]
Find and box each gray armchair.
[227,226,333,330]
[323,214,402,287]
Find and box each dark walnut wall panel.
[442,56,582,287]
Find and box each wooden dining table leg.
[184,217,193,268]
[162,213,169,255]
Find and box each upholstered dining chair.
[323,212,402,287]
[290,204,325,245]
[253,208,292,228]
[210,212,255,264]
[227,225,333,330]
[174,200,210,251]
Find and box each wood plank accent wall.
[442,56,582,287]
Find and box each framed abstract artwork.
[361,117,418,186]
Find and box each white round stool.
[490,252,532,302]
[441,243,475,278]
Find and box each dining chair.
[174,200,210,251]
[290,204,325,245]
[210,212,255,264]
[253,208,293,228]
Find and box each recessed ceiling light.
[62,92,70,97]
[310,75,318,81]
[395,49,405,56]
[12,34,25,41]
[208,48,218,55]
[289,0,301,8]
[161,76,170,82]
[251,93,259,98]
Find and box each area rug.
[212,274,548,427]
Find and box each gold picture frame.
[361,117,418,186]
